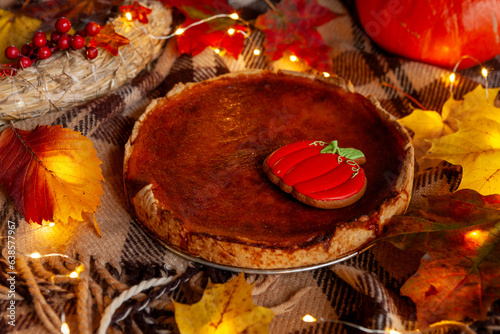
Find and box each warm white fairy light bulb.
[253,49,261,55]
[175,28,184,35]
[214,48,221,54]
[230,13,239,20]
[30,252,41,259]
[323,72,330,78]
[125,12,132,21]
[69,271,79,278]
[49,222,55,227]
[61,322,70,334]
[482,67,488,78]
[449,73,456,83]
[289,55,298,62]
[227,28,235,35]
[302,314,317,322]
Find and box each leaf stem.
[381,82,427,110]
[264,0,279,12]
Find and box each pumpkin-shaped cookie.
[263,140,367,209]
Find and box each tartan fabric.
[1,0,499,333]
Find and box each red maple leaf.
[89,23,130,56]
[255,0,336,72]
[119,1,152,24]
[160,0,245,58]
[0,125,103,225]
[384,190,500,328]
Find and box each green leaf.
[320,140,364,160]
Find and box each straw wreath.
[0,0,172,125]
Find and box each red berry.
[18,56,32,69]
[32,34,47,47]
[37,46,52,60]
[70,35,85,50]
[76,29,86,37]
[85,22,100,37]
[5,45,19,60]
[55,17,71,33]
[58,35,70,49]
[21,43,33,56]
[50,31,62,43]
[86,46,98,60]
[34,31,45,37]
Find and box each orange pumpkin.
[355,0,500,69]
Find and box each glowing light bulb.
[227,28,235,35]
[253,49,261,55]
[302,314,317,323]
[482,68,488,78]
[214,48,220,54]
[323,72,330,78]
[49,222,55,227]
[230,13,239,20]
[30,252,41,259]
[61,322,70,334]
[449,73,456,83]
[388,330,401,334]
[289,55,298,62]
[465,229,488,246]
[69,271,79,278]
[175,28,184,35]
[125,12,132,21]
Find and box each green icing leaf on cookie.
[320,140,364,160]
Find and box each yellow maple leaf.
[174,273,274,334]
[398,109,454,160]
[398,86,500,160]
[0,9,42,64]
[0,125,104,225]
[425,118,500,195]
[443,86,500,126]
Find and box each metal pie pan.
[153,235,373,275]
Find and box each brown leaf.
[384,190,500,328]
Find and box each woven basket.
[0,0,172,125]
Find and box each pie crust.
[124,70,414,269]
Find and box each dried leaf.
[174,273,274,334]
[0,125,104,225]
[397,109,454,160]
[0,9,42,64]
[398,86,500,195]
[255,0,336,72]
[385,190,500,328]
[161,0,245,58]
[425,118,500,195]
[89,23,130,56]
[21,0,125,26]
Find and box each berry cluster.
[4,17,101,72]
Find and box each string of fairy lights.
[1,3,496,334]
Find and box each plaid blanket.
[1,0,499,333]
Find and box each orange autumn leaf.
[174,273,274,334]
[119,1,153,24]
[89,23,129,56]
[0,125,104,224]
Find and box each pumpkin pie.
[123,70,414,269]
